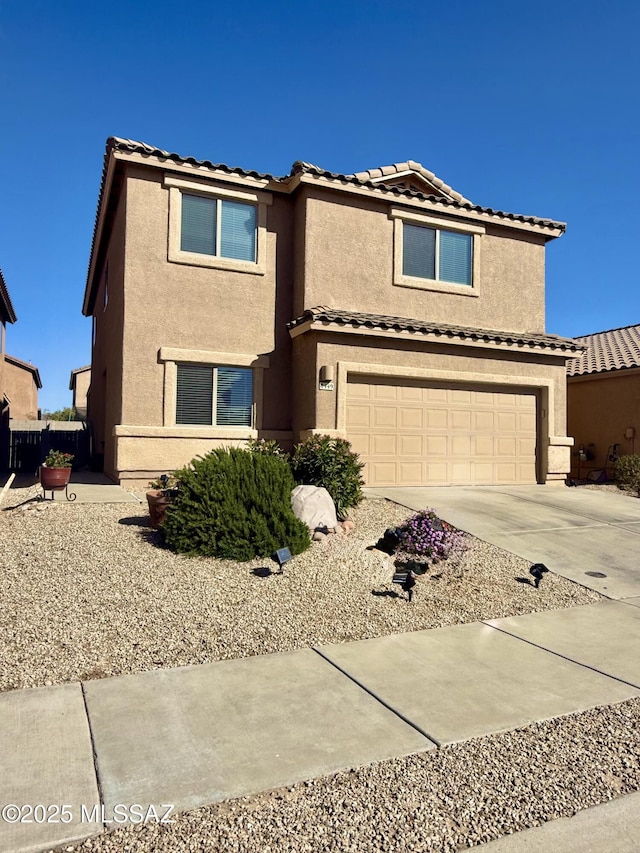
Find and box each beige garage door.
[347,376,538,486]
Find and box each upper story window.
[165,175,272,275]
[403,224,472,286]
[391,207,484,297]
[181,195,257,262]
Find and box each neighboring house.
[1,268,41,422]
[83,137,581,488]
[0,267,18,424]
[69,365,91,419]
[567,324,640,478]
[3,354,41,420]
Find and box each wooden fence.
[0,425,90,473]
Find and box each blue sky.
[1,0,638,411]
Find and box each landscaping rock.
[291,485,338,531]
[312,531,327,542]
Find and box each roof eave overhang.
[289,173,565,240]
[289,318,580,359]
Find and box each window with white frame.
[181,194,257,262]
[176,364,253,426]
[403,223,472,286]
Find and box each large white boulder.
[291,485,338,531]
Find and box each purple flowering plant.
[396,508,467,563]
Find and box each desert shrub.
[290,435,364,518]
[162,447,310,561]
[396,508,467,563]
[247,438,289,460]
[614,454,640,495]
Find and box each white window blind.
[176,364,253,426]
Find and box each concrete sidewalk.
[369,485,640,598]
[6,472,140,505]
[2,599,640,853]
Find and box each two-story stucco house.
[83,137,580,488]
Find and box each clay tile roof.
[0,268,17,324]
[352,160,472,204]
[288,307,581,353]
[566,323,640,376]
[4,353,42,388]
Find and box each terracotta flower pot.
[40,466,72,491]
[146,489,173,529]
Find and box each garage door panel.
[348,434,370,457]
[373,407,397,428]
[347,378,537,487]
[427,410,448,429]
[474,462,494,482]
[451,389,472,404]
[451,435,472,456]
[368,462,397,486]
[399,435,423,456]
[474,411,495,431]
[400,408,423,429]
[451,461,472,482]
[426,462,448,483]
[346,405,370,428]
[496,463,518,483]
[373,384,398,401]
[398,462,424,484]
[426,388,448,403]
[474,436,494,456]
[450,410,472,430]
[426,435,448,457]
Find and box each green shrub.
[614,454,640,495]
[162,447,310,561]
[290,435,364,518]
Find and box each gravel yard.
[56,697,640,852]
[1,488,600,692]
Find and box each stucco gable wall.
[302,189,546,335]
[4,359,39,420]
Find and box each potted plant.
[40,450,75,499]
[146,472,179,529]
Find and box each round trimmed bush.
[290,435,364,519]
[614,453,640,495]
[162,447,310,561]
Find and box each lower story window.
[176,364,253,426]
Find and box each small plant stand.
[39,467,77,502]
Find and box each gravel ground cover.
[53,697,640,852]
[1,488,601,692]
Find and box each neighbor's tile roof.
[288,307,582,353]
[0,268,17,324]
[566,324,640,376]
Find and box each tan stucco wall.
[568,370,640,476]
[4,360,39,419]
[299,189,547,334]
[89,183,127,479]
[103,167,296,479]
[293,330,571,481]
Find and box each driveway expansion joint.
[481,621,640,692]
[312,646,441,747]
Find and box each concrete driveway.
[368,485,640,599]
